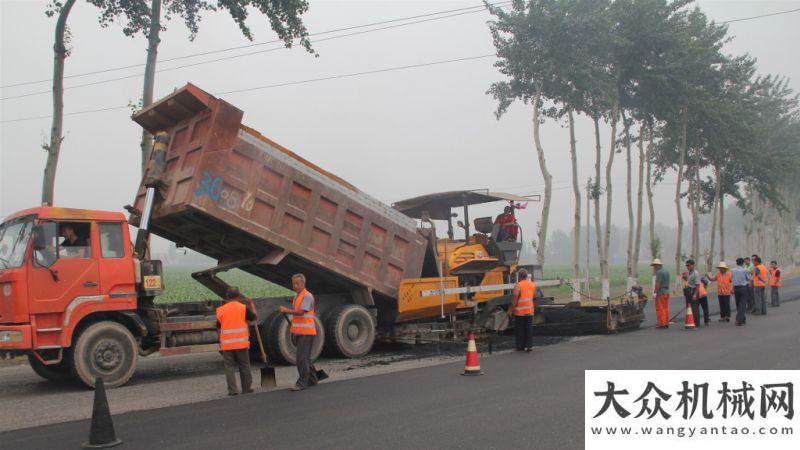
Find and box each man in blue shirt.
[730,257,750,326]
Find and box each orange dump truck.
[0,84,644,388]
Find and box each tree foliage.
[85,0,314,50]
[486,0,800,280]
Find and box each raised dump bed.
[131,84,428,305]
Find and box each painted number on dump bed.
[194,171,254,213]
[194,171,223,202]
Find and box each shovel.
[283,313,329,382]
[248,299,277,388]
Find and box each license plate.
[143,275,162,290]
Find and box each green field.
[158,264,648,304]
[157,266,291,304]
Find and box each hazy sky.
[1,0,799,251]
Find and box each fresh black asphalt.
[3,280,799,449]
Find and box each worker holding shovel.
[280,273,320,391]
[216,287,256,396]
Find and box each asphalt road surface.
[2,280,798,449]
[0,315,565,431]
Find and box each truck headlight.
[0,331,23,343]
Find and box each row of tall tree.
[42,0,314,206]
[487,0,800,294]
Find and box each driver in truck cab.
[59,224,89,258]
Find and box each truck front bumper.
[0,324,32,350]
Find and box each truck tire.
[324,304,375,358]
[27,354,71,382]
[264,312,324,365]
[69,321,138,389]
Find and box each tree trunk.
[603,98,620,299]
[674,115,687,292]
[707,165,721,273]
[568,110,580,280]
[622,113,634,281]
[719,190,725,261]
[533,90,552,266]
[41,0,77,206]
[646,124,655,258]
[140,0,162,174]
[632,126,644,278]
[689,172,696,259]
[745,189,754,254]
[586,177,592,294]
[593,116,605,283]
[692,143,701,261]
[754,193,762,254]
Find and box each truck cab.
[0,207,141,386]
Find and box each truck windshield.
[0,218,34,269]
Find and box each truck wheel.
[264,312,324,365]
[324,305,375,358]
[27,354,71,382]
[69,321,137,389]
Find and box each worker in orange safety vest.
[216,286,256,396]
[707,261,733,322]
[769,261,782,308]
[684,260,703,328]
[279,273,318,391]
[697,276,710,326]
[752,256,768,315]
[508,268,536,352]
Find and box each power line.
[0,54,496,123]
[0,1,511,90]
[215,54,495,95]
[0,8,500,101]
[508,180,678,198]
[2,1,791,92]
[719,7,800,24]
[3,5,796,118]
[1,2,793,93]
[0,104,132,123]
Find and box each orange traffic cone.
[461,332,483,376]
[684,305,696,330]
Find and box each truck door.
[28,221,101,324]
[96,222,136,298]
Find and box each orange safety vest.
[216,301,250,351]
[753,264,767,287]
[291,289,317,336]
[769,268,782,287]
[717,272,733,296]
[697,281,707,298]
[514,279,536,316]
